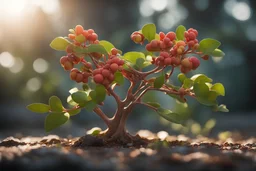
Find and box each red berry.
[82,30,88,37]
[94,74,104,84]
[92,69,101,75]
[163,37,170,44]
[160,52,169,58]
[60,56,68,66]
[146,44,152,51]
[166,32,176,41]
[87,29,95,34]
[171,57,181,66]
[202,55,209,60]
[181,58,192,69]
[90,33,98,41]
[66,45,73,53]
[118,60,124,65]
[159,41,166,49]
[70,71,77,80]
[164,58,172,65]
[189,57,200,70]
[188,32,196,40]
[110,63,119,72]
[111,48,118,55]
[180,66,191,74]
[76,73,83,82]
[159,32,165,40]
[108,73,114,81]
[102,69,110,77]
[68,34,75,40]
[75,25,84,35]
[151,40,159,48]
[102,79,110,86]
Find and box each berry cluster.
[70,68,91,83]
[146,32,176,51]
[184,28,199,49]
[60,54,81,71]
[170,41,186,56]
[68,25,99,46]
[180,57,200,74]
[131,31,145,44]
[93,56,124,87]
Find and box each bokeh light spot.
[150,0,168,12]
[9,58,24,73]
[232,2,251,21]
[140,0,154,17]
[33,58,49,73]
[26,77,42,92]
[0,52,15,68]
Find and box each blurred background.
[0,0,255,139]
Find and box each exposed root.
[73,130,152,148]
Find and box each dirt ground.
[0,131,255,171]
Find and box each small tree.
[27,24,228,144]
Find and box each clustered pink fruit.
[60,54,81,71]
[70,68,91,83]
[141,28,202,74]
[184,28,199,49]
[93,55,124,87]
[146,32,176,51]
[68,25,99,46]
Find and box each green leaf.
[87,44,108,56]
[177,73,187,83]
[49,96,64,112]
[74,44,108,56]
[75,34,85,43]
[99,40,115,53]
[193,82,210,98]
[142,23,156,42]
[176,25,186,40]
[215,104,229,112]
[194,82,218,106]
[136,58,145,68]
[211,83,225,96]
[94,85,106,103]
[69,29,75,33]
[82,84,90,91]
[209,49,225,58]
[122,52,145,65]
[67,95,77,106]
[69,87,79,94]
[154,72,165,88]
[191,74,212,83]
[86,127,102,136]
[71,91,89,104]
[84,101,97,111]
[50,37,71,51]
[67,108,81,116]
[183,78,193,89]
[44,112,69,132]
[157,108,186,125]
[199,38,221,55]
[146,102,161,108]
[114,71,124,85]
[27,103,50,113]
[155,33,160,40]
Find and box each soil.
[0,131,255,171]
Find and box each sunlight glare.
[0,0,26,16]
[150,0,168,11]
